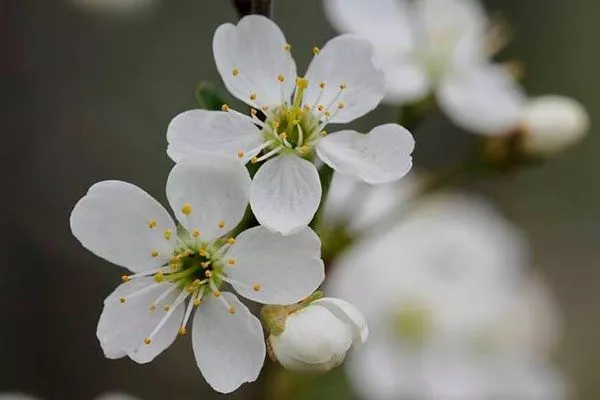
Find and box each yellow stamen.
[249,93,257,101]
[151,250,159,258]
[121,275,130,283]
[178,327,187,336]
[312,46,320,55]
[237,150,245,159]
[144,338,152,345]
[163,305,171,312]
[232,68,240,76]
[320,130,327,137]
[319,81,326,89]
[118,296,126,303]
[339,83,347,90]
[213,290,221,298]
[163,229,172,240]
[194,297,202,306]
[277,74,285,83]
[148,219,157,229]
[284,43,291,51]
[252,283,262,292]
[192,229,201,238]
[181,203,192,215]
[221,104,230,112]
[228,306,237,315]
[153,273,164,283]
[205,270,213,278]
[296,77,309,89]
[337,102,345,109]
[227,237,236,245]
[218,220,226,229]
[317,104,324,111]
[228,258,236,266]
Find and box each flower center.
[392,304,432,346]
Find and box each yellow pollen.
[273,121,280,129]
[292,119,299,125]
[192,229,201,238]
[277,74,285,83]
[249,93,257,101]
[227,237,236,245]
[317,104,324,111]
[218,220,226,229]
[232,68,240,76]
[151,250,159,258]
[296,77,309,89]
[121,275,130,283]
[178,327,187,336]
[153,273,164,282]
[325,111,332,118]
[144,338,152,345]
[149,304,156,311]
[213,290,221,298]
[312,46,320,55]
[284,43,291,51]
[320,130,328,137]
[339,83,347,90]
[118,296,126,303]
[237,151,245,159]
[205,270,213,278]
[252,283,263,292]
[228,306,237,315]
[199,248,209,257]
[251,156,258,164]
[193,279,202,286]
[299,145,309,154]
[319,81,326,89]
[148,219,157,229]
[228,258,236,266]
[181,203,192,215]
[194,298,202,306]
[279,132,287,140]
[221,104,230,112]
[163,305,171,312]
[200,261,210,268]
[262,105,269,112]
[163,229,172,240]
[337,102,345,109]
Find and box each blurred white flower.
[328,193,568,399]
[72,0,160,17]
[70,155,324,393]
[520,95,590,156]
[324,0,525,135]
[167,15,414,235]
[268,297,368,372]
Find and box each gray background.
[3,0,598,399]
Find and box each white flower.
[520,95,590,156]
[324,0,525,135]
[268,297,368,372]
[167,15,415,235]
[69,155,325,393]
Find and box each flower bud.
[520,95,589,156]
[267,297,368,372]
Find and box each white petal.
[213,15,297,108]
[380,58,430,104]
[70,181,176,272]
[438,64,525,135]
[249,155,321,235]
[323,0,413,54]
[317,124,414,184]
[227,226,324,305]
[312,297,369,343]
[192,292,265,394]
[166,156,250,241]
[421,0,486,40]
[304,34,385,124]
[96,278,184,363]
[166,110,263,163]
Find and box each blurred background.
[3,0,599,399]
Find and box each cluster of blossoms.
[69,14,411,393]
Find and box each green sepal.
[194,82,227,111]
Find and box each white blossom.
[167,15,414,235]
[520,95,590,156]
[324,0,525,135]
[268,297,368,372]
[69,155,324,393]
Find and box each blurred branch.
[230,0,273,18]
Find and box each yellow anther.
[227,237,236,245]
[337,102,345,109]
[118,296,127,303]
[163,229,172,240]
[320,130,328,137]
[178,327,187,336]
[296,77,309,89]
[144,338,152,345]
[232,68,240,76]
[181,203,192,215]
[236,150,245,159]
[199,248,209,257]
[279,132,287,140]
[153,273,164,283]
[194,297,202,306]
[252,283,263,292]
[261,105,269,112]
[149,304,156,311]
[228,258,236,266]
[325,111,332,118]
[273,121,280,129]
[192,229,201,238]
[339,83,347,90]
[151,250,159,258]
[193,279,202,286]
[277,74,285,83]
[200,261,210,268]
[205,270,213,278]
[312,46,320,55]
[228,306,237,315]
[148,219,157,229]
[251,156,258,164]
[284,43,291,51]
[319,81,326,89]
[218,220,226,229]
[163,305,171,312]
[249,93,257,101]
[121,275,130,283]
[213,290,221,298]
[292,119,299,125]
[221,104,230,112]
[299,145,310,154]
[317,104,324,111]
